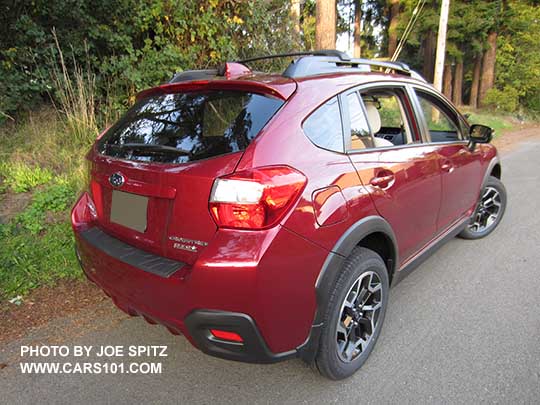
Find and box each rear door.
[90,89,284,264]
[343,84,442,263]
[411,88,483,230]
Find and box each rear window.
[97,90,284,163]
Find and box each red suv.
[72,50,506,380]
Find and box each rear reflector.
[209,166,306,230]
[210,329,244,343]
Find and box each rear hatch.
[89,85,290,264]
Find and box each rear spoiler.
[137,62,297,101]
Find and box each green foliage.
[494,1,540,112]
[483,87,520,113]
[0,221,80,300]
[16,182,76,234]
[0,0,298,118]
[0,179,79,299]
[0,162,53,193]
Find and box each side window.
[303,97,344,152]
[359,89,415,147]
[347,92,374,150]
[416,91,463,142]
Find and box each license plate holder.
[110,190,148,232]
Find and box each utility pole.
[433,0,450,91]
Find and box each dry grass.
[50,28,98,146]
[0,32,102,187]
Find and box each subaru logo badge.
[109,172,125,188]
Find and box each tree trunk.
[452,60,463,106]
[387,0,400,58]
[478,31,497,107]
[443,63,453,99]
[422,29,436,83]
[353,0,362,57]
[290,0,301,36]
[316,0,336,49]
[469,54,482,108]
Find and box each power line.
[390,0,427,62]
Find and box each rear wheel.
[315,247,389,380]
[459,176,507,239]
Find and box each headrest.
[364,102,381,134]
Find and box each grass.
[460,108,518,136]
[0,38,100,301]
[0,162,53,193]
[0,117,87,301]
[0,220,79,299]
[0,107,93,301]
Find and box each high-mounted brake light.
[209,166,306,230]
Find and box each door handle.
[370,174,395,188]
[441,160,454,173]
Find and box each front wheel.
[315,247,389,380]
[459,176,507,239]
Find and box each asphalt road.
[2,139,540,404]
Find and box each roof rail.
[282,54,425,80]
[238,50,425,82]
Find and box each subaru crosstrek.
[72,50,507,379]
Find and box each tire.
[459,176,507,240]
[315,247,389,380]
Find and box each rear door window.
[98,90,284,163]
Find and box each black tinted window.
[303,97,344,152]
[98,91,283,163]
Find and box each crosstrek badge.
[168,236,208,252]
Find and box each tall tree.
[422,29,436,83]
[478,30,497,106]
[469,54,482,107]
[443,62,453,98]
[387,0,401,57]
[316,0,337,49]
[452,59,463,105]
[353,0,362,57]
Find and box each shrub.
[483,87,520,113]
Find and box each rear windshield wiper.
[107,143,192,156]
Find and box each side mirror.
[469,124,493,146]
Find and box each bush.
[483,87,520,113]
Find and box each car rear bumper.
[72,193,329,363]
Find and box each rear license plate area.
[110,190,148,232]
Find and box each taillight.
[209,166,306,230]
